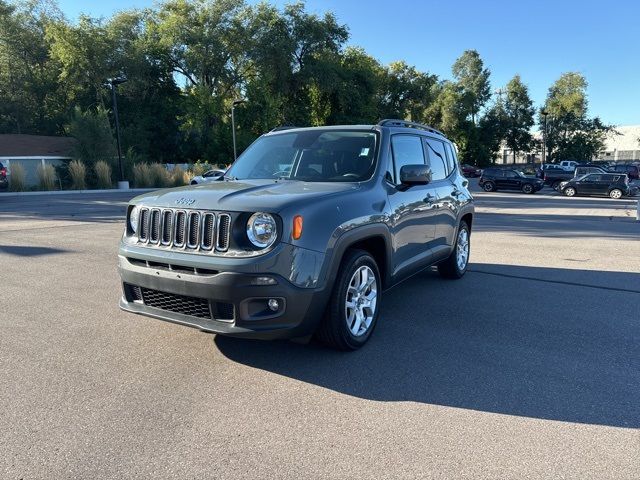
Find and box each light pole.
[231,98,246,161]
[108,77,128,187]
[541,109,548,167]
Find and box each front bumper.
[118,254,329,340]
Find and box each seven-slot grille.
[136,208,230,253]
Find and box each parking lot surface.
[1,188,639,479]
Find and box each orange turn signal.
[292,215,303,240]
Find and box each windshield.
[226,130,378,182]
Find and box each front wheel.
[315,249,381,351]
[609,188,623,199]
[438,221,470,279]
[563,187,576,197]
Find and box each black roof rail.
[377,119,445,137]
[269,125,298,132]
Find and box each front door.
[386,134,439,279]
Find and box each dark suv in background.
[118,120,474,350]
[561,173,633,199]
[479,168,543,194]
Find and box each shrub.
[37,163,57,191]
[95,161,112,189]
[133,163,152,188]
[190,163,209,177]
[171,166,189,187]
[9,163,26,192]
[68,160,87,190]
[149,163,171,188]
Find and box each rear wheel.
[438,221,470,279]
[522,183,534,194]
[483,181,496,192]
[564,186,576,197]
[609,188,623,199]
[315,249,381,351]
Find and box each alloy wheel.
[456,228,470,271]
[345,266,377,337]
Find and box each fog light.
[268,299,279,311]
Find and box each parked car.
[461,164,482,177]
[561,173,631,199]
[610,164,640,181]
[0,162,7,190]
[479,168,543,193]
[118,120,474,350]
[543,168,575,190]
[190,169,226,185]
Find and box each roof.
[0,134,76,158]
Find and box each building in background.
[0,134,75,187]
[494,125,640,165]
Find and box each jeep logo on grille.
[175,197,196,206]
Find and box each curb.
[0,188,157,198]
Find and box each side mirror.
[400,164,432,186]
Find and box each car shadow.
[215,264,640,429]
[0,245,71,257]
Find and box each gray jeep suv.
[118,120,474,350]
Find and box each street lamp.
[107,77,127,188]
[231,98,246,161]
[541,109,549,167]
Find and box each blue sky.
[57,0,640,126]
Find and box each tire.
[552,180,562,191]
[483,181,496,192]
[609,188,623,199]
[564,187,576,197]
[190,180,198,185]
[315,249,381,351]
[438,221,470,279]
[522,183,534,194]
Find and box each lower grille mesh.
[141,287,211,319]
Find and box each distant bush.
[95,161,112,189]
[68,160,87,190]
[171,166,189,187]
[9,163,26,192]
[133,163,152,188]
[37,164,57,191]
[189,163,209,177]
[149,163,171,188]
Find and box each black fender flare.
[318,223,394,290]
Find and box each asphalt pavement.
[1,186,639,479]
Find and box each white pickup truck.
[559,160,579,171]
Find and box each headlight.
[129,205,140,234]
[246,212,277,248]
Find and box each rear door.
[502,170,522,190]
[386,134,439,278]
[423,137,458,252]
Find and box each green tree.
[503,75,534,163]
[451,50,491,124]
[65,106,116,166]
[540,72,613,161]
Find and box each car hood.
[130,179,360,212]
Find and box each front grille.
[123,283,235,322]
[126,257,218,276]
[141,287,212,319]
[136,208,231,255]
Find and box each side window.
[586,174,601,182]
[504,171,518,178]
[424,138,448,181]
[390,135,425,183]
[443,143,456,174]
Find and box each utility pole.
[231,99,246,161]
[108,77,128,188]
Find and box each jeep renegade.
[118,120,474,350]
